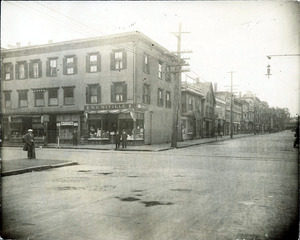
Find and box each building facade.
[1,32,181,145]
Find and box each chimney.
[195,78,200,83]
[214,83,217,92]
[28,42,31,46]
[48,40,53,44]
[239,92,242,98]
[16,42,21,48]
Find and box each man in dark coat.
[115,131,121,150]
[122,130,128,148]
[73,130,78,146]
[23,129,36,159]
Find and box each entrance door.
[22,117,32,135]
[48,115,57,143]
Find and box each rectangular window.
[166,91,171,108]
[165,65,171,82]
[110,50,127,70]
[34,91,44,107]
[86,85,101,104]
[111,83,127,103]
[158,62,163,79]
[18,90,28,107]
[158,89,164,107]
[188,98,194,111]
[143,84,150,104]
[29,60,42,78]
[143,54,150,74]
[63,87,74,105]
[63,56,77,75]
[4,91,11,108]
[87,53,101,73]
[4,63,13,80]
[19,64,25,79]
[33,62,39,78]
[48,88,58,106]
[50,59,57,76]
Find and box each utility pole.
[170,23,191,148]
[228,71,236,139]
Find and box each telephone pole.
[170,23,191,148]
[228,71,236,139]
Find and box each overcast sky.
[1,1,299,116]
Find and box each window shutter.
[157,89,160,106]
[142,55,146,73]
[122,51,127,69]
[15,63,19,79]
[29,62,33,78]
[97,54,101,72]
[38,61,42,77]
[24,62,28,79]
[1,65,4,80]
[63,58,67,75]
[110,52,115,70]
[97,85,101,103]
[123,84,127,101]
[46,60,50,76]
[10,64,14,79]
[111,85,116,102]
[86,86,90,104]
[147,57,150,74]
[86,55,90,73]
[73,57,78,74]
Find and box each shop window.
[29,60,42,78]
[4,91,11,108]
[158,62,163,79]
[15,62,28,79]
[143,84,150,104]
[110,50,127,70]
[63,87,74,105]
[63,55,77,75]
[48,88,59,106]
[3,63,13,80]
[86,85,101,104]
[34,91,45,107]
[46,58,58,77]
[18,90,28,107]
[158,89,164,107]
[86,53,101,73]
[111,83,127,102]
[143,53,150,74]
[165,91,171,109]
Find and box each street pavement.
[1,131,298,240]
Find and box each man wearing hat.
[23,129,36,159]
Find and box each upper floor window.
[158,62,163,79]
[111,50,127,71]
[46,58,58,77]
[63,55,77,75]
[143,84,150,104]
[143,54,150,74]
[188,97,194,111]
[34,90,45,107]
[86,53,101,73]
[165,65,171,82]
[29,60,42,78]
[86,84,101,104]
[158,89,164,107]
[15,62,28,79]
[111,83,127,103]
[18,90,28,107]
[48,88,59,106]
[63,87,75,105]
[3,63,13,80]
[4,91,11,108]
[165,91,171,109]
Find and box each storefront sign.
[85,103,134,111]
[57,122,78,126]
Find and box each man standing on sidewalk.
[23,129,36,159]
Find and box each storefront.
[83,103,147,144]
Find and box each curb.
[1,161,78,177]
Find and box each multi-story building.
[181,81,204,140]
[201,82,216,137]
[1,31,181,145]
[215,97,226,136]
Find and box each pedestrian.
[73,130,78,146]
[115,130,121,150]
[23,129,36,159]
[122,130,128,148]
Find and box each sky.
[1,1,299,116]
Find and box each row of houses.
[0,31,290,145]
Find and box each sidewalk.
[44,133,254,152]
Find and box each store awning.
[88,109,132,114]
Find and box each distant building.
[1,31,181,145]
